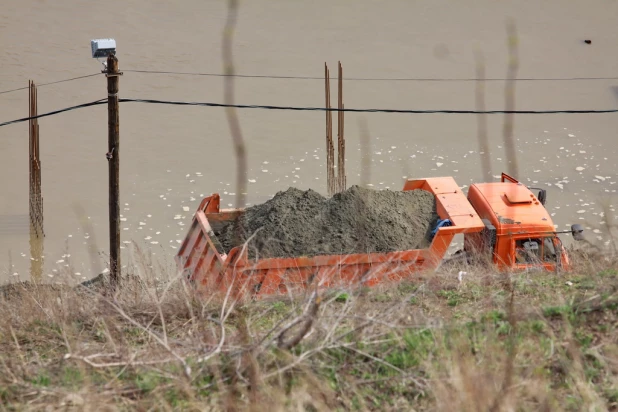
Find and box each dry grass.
[0,244,617,411]
[3,9,616,411]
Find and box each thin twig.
[358,117,371,187]
[342,346,405,374]
[502,19,519,178]
[475,50,492,180]
[277,295,320,350]
[68,353,176,369]
[104,299,191,378]
[9,325,27,372]
[222,0,247,211]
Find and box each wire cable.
[2,69,616,97]
[123,69,618,82]
[2,97,617,128]
[0,73,101,95]
[118,98,618,114]
[2,70,617,97]
[0,99,107,127]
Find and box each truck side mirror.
[537,189,547,206]
[571,224,584,241]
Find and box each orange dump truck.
[176,173,583,299]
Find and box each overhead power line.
[118,98,618,114]
[124,69,618,82]
[0,73,101,95]
[0,99,107,127]
[1,97,617,128]
[2,70,617,96]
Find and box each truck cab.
[463,173,582,271]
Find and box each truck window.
[515,237,557,264]
[543,237,557,261]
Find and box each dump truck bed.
[176,177,485,299]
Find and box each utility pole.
[106,54,121,289]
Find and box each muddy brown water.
[1,1,617,282]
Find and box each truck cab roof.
[468,182,556,236]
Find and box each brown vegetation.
[0,245,617,411]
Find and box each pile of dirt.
[215,185,439,259]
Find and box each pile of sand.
[214,185,439,259]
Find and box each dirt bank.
[215,186,439,259]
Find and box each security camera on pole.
[91,38,122,290]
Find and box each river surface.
[1,0,617,282]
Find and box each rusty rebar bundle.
[29,80,44,281]
[325,62,346,196]
[325,64,335,197]
[337,61,346,193]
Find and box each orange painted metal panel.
[469,182,555,235]
[176,177,489,299]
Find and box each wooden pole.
[106,54,121,289]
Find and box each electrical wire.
[2,69,617,97]
[0,73,101,95]
[0,99,107,127]
[118,98,618,114]
[2,97,617,128]
[124,69,618,82]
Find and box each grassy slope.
[0,250,617,411]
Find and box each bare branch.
[502,19,519,178]
[475,50,492,180]
[222,0,247,211]
[104,298,192,379]
[277,295,320,350]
